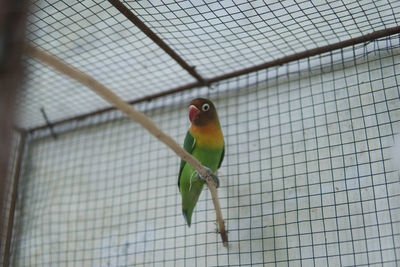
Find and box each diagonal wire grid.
[17,0,400,130]
[126,0,400,77]
[10,38,400,266]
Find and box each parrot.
[178,98,225,227]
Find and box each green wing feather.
[218,146,225,169]
[178,131,224,227]
[178,131,195,189]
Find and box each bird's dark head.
[188,98,217,126]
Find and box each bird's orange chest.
[189,122,224,148]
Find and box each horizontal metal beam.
[28,26,400,133]
[208,26,400,83]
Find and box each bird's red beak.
[189,105,200,123]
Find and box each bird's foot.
[196,166,219,188]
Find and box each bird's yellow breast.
[189,122,224,148]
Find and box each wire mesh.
[0,133,23,267]
[10,38,400,266]
[18,0,400,130]
[19,0,196,129]
[127,0,400,77]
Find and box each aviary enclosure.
[1,1,400,266]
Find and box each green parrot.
[178,98,225,227]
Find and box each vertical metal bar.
[2,133,26,267]
[0,0,28,265]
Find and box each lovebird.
[178,98,225,227]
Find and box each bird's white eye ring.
[202,103,210,111]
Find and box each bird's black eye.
[202,103,210,111]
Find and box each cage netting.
[2,0,400,266]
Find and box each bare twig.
[25,43,228,247]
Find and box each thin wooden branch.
[25,43,228,247]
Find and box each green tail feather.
[182,209,192,227]
[181,179,204,227]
